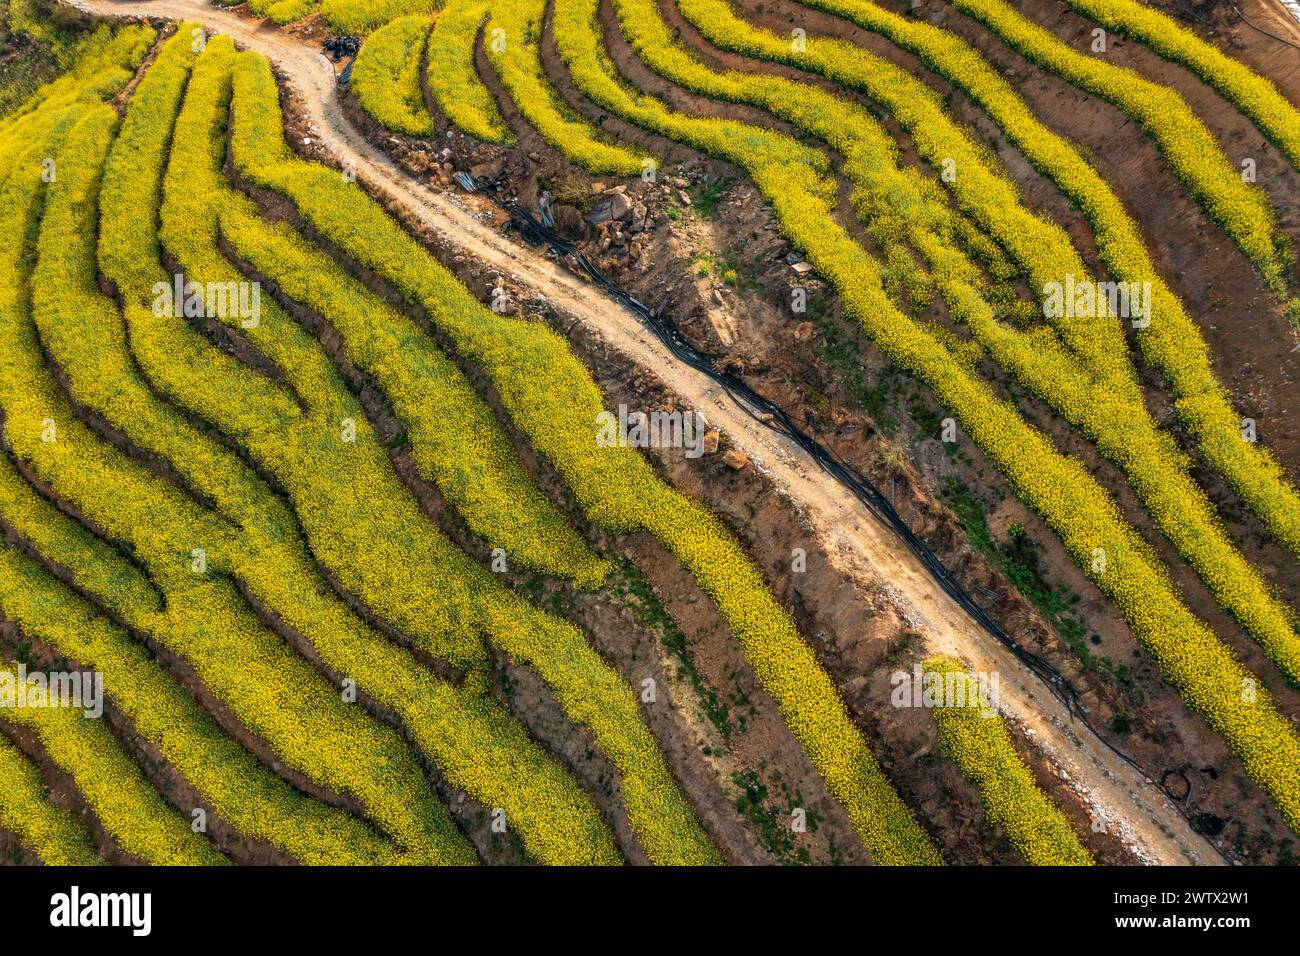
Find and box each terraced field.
[1,0,1298,869]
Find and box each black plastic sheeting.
[323,35,361,61]
[462,172,1224,851]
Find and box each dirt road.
[67,0,1219,864]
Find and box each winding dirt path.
[67,0,1219,864]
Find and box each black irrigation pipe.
[459,173,1230,852]
[1228,0,1300,52]
[505,203,1078,703]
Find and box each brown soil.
[231,146,878,866]
[0,621,288,864]
[280,101,1166,863]
[715,0,1300,859]
[0,827,42,866]
[56,0,1295,865]
[268,66,1130,862]
[562,0,1290,860]
[0,623,141,864]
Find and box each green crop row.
[2,373,460,860]
[927,238,1300,683]
[246,0,319,26]
[777,0,1300,558]
[94,34,616,865]
[230,43,942,865]
[162,38,490,669]
[612,0,1300,683]
[1062,0,1300,172]
[352,14,436,136]
[922,657,1093,865]
[0,730,101,865]
[323,0,436,36]
[0,661,227,866]
[685,0,1133,393]
[552,0,1300,833]
[97,23,304,536]
[216,212,722,866]
[0,21,153,173]
[427,0,514,143]
[98,31,633,867]
[484,0,648,174]
[222,205,611,585]
[2,103,468,864]
[5,0,76,56]
[0,486,414,865]
[798,170,1300,834]
[424,0,644,173]
[163,39,714,864]
[947,0,1288,289]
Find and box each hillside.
[0,0,1298,881]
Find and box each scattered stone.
[792,321,814,342]
[585,188,631,224]
[469,158,503,181]
[552,204,585,236]
[702,429,721,455]
[609,190,633,220]
[723,449,750,471]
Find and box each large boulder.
[585,187,632,224]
